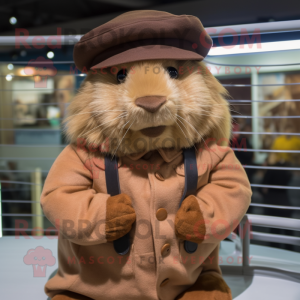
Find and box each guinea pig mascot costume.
[41,10,252,300]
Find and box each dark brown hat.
[73,10,212,71]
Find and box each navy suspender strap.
[179,147,199,254]
[104,155,130,255]
[104,146,198,256]
[104,155,121,197]
[179,147,198,205]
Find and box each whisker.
[173,103,247,115]
[68,110,127,118]
[166,108,196,150]
[227,103,252,105]
[174,103,241,111]
[173,103,235,107]
[229,118,239,126]
[83,113,127,136]
[173,103,243,118]
[101,113,128,129]
[176,115,210,151]
[120,119,131,132]
[166,108,187,139]
[112,116,136,159]
[175,116,199,153]
[188,113,235,120]
[109,118,130,138]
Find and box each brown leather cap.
[73,10,212,71]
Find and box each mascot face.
[66,59,231,156]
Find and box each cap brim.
[90,45,204,69]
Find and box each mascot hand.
[175,195,205,243]
[105,193,136,241]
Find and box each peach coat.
[40,142,252,300]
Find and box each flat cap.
[73,10,212,71]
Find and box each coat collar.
[90,148,183,171]
[126,147,183,163]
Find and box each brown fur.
[64,60,231,156]
[175,272,232,300]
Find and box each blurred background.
[0,0,300,253]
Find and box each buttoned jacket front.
[41,142,252,300]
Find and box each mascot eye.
[117,69,127,83]
[167,67,178,79]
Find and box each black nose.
[135,96,166,113]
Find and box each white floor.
[0,236,58,300]
[0,237,299,299]
[225,275,300,300]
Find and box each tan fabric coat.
[41,142,252,300]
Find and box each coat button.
[161,243,171,257]
[160,278,170,287]
[156,208,168,221]
[154,171,165,181]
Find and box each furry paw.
[105,193,136,241]
[175,195,205,243]
[175,272,232,300]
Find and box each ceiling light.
[208,40,300,56]
[6,74,13,81]
[9,16,17,25]
[47,51,54,59]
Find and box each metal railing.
[221,214,300,281]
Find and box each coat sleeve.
[40,144,110,246]
[195,144,252,244]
